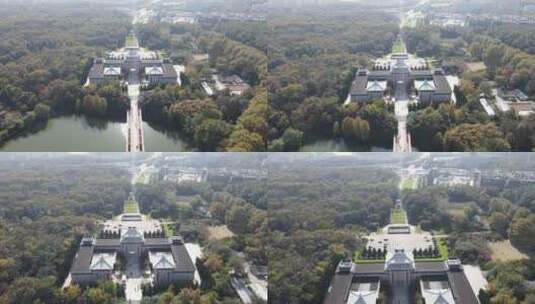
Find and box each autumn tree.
[510,214,535,255]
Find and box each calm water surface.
[299,137,392,152]
[0,116,188,152]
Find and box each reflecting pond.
[299,137,392,152]
[0,116,188,152]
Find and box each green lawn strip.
[426,57,436,69]
[401,179,413,190]
[414,240,449,262]
[134,173,145,185]
[354,239,448,262]
[438,239,449,259]
[125,35,137,47]
[354,248,386,264]
[400,177,417,191]
[124,199,139,214]
[391,209,407,224]
[392,39,406,53]
[163,222,175,237]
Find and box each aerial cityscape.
[0,0,535,303]
[0,152,534,303]
[0,0,533,152]
[0,153,268,303]
[268,0,535,152]
[0,0,267,152]
[268,153,535,304]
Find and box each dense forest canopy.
[0,154,268,304]
[134,170,267,303]
[0,3,131,146]
[268,164,398,303]
[401,23,535,152]
[0,2,269,152]
[265,2,535,152]
[471,22,535,55]
[267,155,535,304]
[0,158,130,303]
[135,19,269,152]
[267,5,400,151]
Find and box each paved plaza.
[366,224,434,253]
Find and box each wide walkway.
[125,278,142,304]
[393,100,412,153]
[125,253,143,303]
[127,84,144,152]
[391,281,410,304]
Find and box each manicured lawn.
[354,239,449,263]
[415,239,449,262]
[392,39,406,53]
[354,248,385,263]
[125,35,138,47]
[400,178,417,191]
[163,222,175,237]
[426,57,437,69]
[391,209,408,224]
[124,199,139,214]
[134,173,148,185]
[438,239,449,259]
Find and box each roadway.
[231,277,253,304]
[229,249,268,302]
[243,262,268,302]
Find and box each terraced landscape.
[391,208,408,224]
[392,37,407,53]
[124,198,140,214]
[400,177,418,190]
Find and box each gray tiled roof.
[448,271,479,304]
[416,261,447,272]
[94,238,120,248]
[144,238,170,246]
[353,263,385,274]
[162,63,178,79]
[353,261,477,303]
[433,75,452,95]
[70,246,94,273]
[121,227,144,242]
[368,70,391,80]
[90,253,115,271]
[350,75,369,95]
[411,70,434,79]
[171,244,196,273]
[88,63,105,79]
[154,254,175,269]
[324,260,477,304]
[323,273,353,304]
